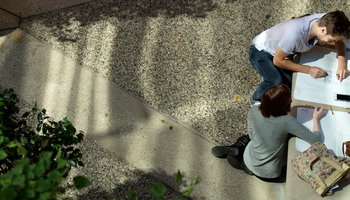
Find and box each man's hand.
[335,40,348,82]
[308,66,326,78]
[336,67,349,82]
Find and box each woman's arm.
[286,107,324,145]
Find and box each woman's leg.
[212,135,253,175]
[227,155,254,175]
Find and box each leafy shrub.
[0,152,90,200]
[0,88,90,199]
[0,88,84,175]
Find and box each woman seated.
[212,84,324,179]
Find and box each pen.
[329,106,334,115]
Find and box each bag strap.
[308,156,346,194]
[308,156,328,190]
[319,156,345,172]
[309,156,345,173]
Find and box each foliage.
[0,88,90,199]
[0,152,91,200]
[0,88,84,175]
[113,170,200,200]
[158,119,173,130]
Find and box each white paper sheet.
[294,46,350,107]
[296,107,350,156]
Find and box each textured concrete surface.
[0,9,19,29]
[0,29,16,36]
[0,0,93,36]
[2,0,349,199]
[0,0,93,18]
[0,29,285,200]
[0,8,19,36]
[18,0,350,146]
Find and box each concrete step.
[0,0,93,18]
[0,8,19,36]
[0,29,285,200]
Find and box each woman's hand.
[313,106,324,120]
[312,106,324,132]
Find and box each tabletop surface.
[286,45,350,199]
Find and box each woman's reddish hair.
[259,84,291,117]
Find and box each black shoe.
[234,134,251,150]
[211,134,250,159]
[227,155,254,175]
[211,146,239,158]
[232,134,251,160]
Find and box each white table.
[286,45,350,200]
[293,45,350,156]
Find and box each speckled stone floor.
[3,0,347,199]
[20,0,350,145]
[59,139,183,200]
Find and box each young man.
[250,10,350,102]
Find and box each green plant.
[113,170,200,200]
[0,152,91,200]
[0,88,84,176]
[0,88,90,199]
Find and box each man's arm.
[335,40,349,82]
[273,46,326,78]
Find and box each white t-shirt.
[252,13,326,56]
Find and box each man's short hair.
[318,10,350,40]
[259,84,291,118]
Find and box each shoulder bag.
[292,142,350,196]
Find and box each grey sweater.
[243,106,321,178]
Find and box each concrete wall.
[0,0,94,36]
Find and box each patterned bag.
[292,142,350,196]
